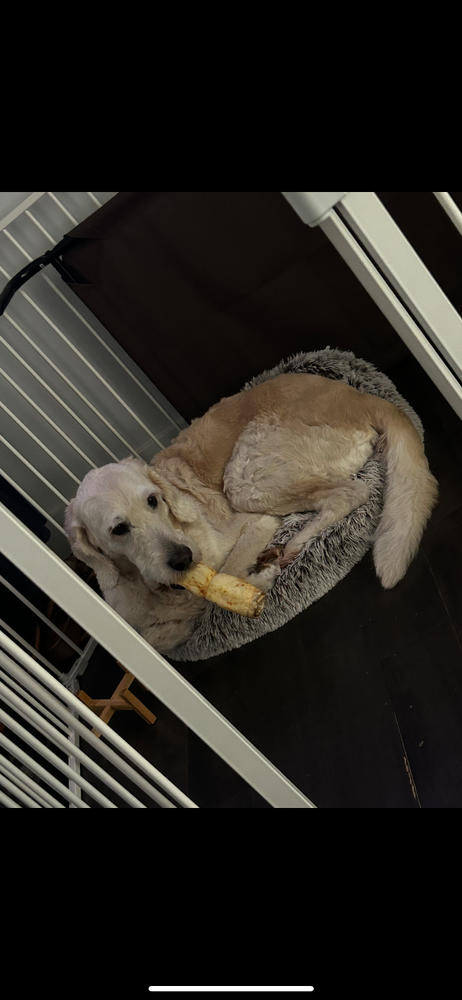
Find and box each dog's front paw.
[246,562,281,593]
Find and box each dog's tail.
[370,399,438,588]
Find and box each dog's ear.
[64,499,119,591]
[147,469,197,524]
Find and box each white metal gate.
[3,191,461,808]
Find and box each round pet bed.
[170,347,424,663]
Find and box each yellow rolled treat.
[180,562,265,618]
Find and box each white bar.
[148,990,315,994]
[337,191,462,384]
[0,667,70,730]
[433,192,462,238]
[0,788,22,807]
[0,432,70,504]
[0,468,67,538]
[2,227,33,261]
[0,631,195,808]
[0,575,83,654]
[282,190,347,225]
[1,305,141,460]
[0,192,45,233]
[0,616,63,674]
[0,760,50,807]
[0,673,171,813]
[23,295,164,451]
[87,192,102,208]
[0,396,81,485]
[0,505,316,808]
[0,705,117,807]
[0,754,65,807]
[6,207,183,435]
[41,274,184,432]
[24,210,54,244]
[0,680,147,808]
[3,218,183,433]
[0,345,103,466]
[67,707,81,806]
[0,648,184,809]
[47,192,78,226]
[0,730,89,807]
[318,210,462,422]
[0,769,42,807]
[2,233,165,449]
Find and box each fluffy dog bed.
[170,347,424,662]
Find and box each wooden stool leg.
[77,665,157,738]
[77,690,94,709]
[121,688,157,725]
[92,703,116,738]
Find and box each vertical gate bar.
[0,682,147,808]
[433,192,462,237]
[0,769,42,807]
[0,706,118,807]
[0,789,22,808]
[0,633,196,808]
[319,209,462,421]
[335,191,462,383]
[67,706,81,807]
[0,730,90,808]
[0,649,189,808]
[0,755,65,807]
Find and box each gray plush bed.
[170,347,424,663]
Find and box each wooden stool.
[32,565,157,738]
[77,663,157,738]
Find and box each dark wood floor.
[86,352,462,809]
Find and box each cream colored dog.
[65,372,438,653]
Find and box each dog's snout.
[167,544,193,572]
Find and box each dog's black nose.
[167,544,193,572]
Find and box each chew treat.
[180,563,265,618]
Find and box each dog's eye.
[147,494,158,508]
[111,522,130,536]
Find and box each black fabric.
[58,191,462,422]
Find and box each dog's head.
[64,458,202,591]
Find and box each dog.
[65,371,438,653]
